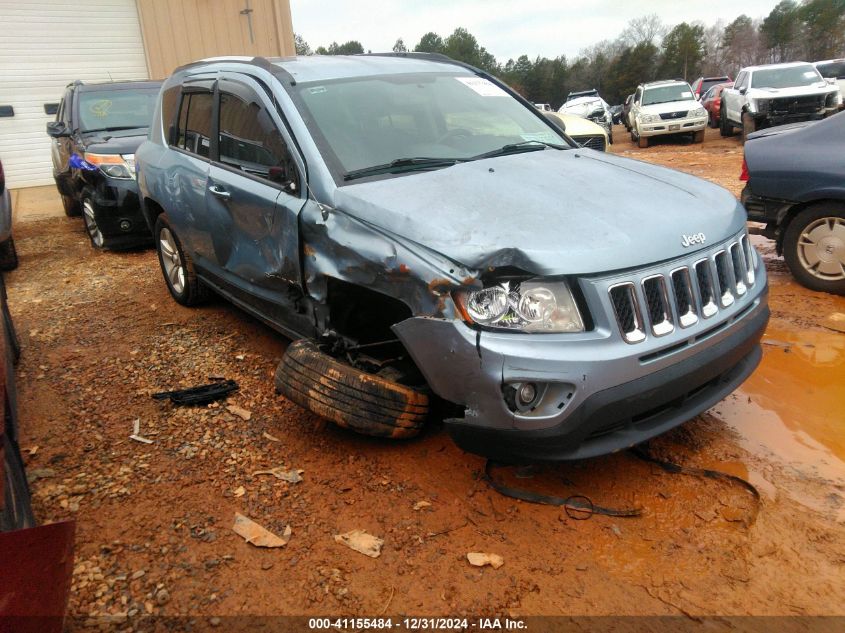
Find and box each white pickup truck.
[720,62,841,141]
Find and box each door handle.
[208,184,231,200]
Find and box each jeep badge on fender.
[682,232,706,247]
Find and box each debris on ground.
[467,552,504,569]
[232,513,291,548]
[129,418,153,444]
[263,431,281,442]
[823,313,845,334]
[233,486,246,498]
[226,404,252,421]
[151,380,239,405]
[334,530,384,558]
[413,500,431,511]
[252,466,303,483]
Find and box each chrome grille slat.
[714,250,735,307]
[606,235,754,344]
[609,283,646,344]
[730,242,748,296]
[671,267,698,328]
[641,275,674,336]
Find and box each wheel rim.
[82,200,104,247]
[159,227,186,294]
[796,216,845,281]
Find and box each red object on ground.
[0,520,76,633]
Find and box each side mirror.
[46,121,70,138]
[739,87,747,95]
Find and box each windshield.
[642,84,694,105]
[700,78,730,94]
[78,88,160,132]
[816,61,845,80]
[295,73,568,177]
[751,65,823,88]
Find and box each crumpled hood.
[333,149,745,276]
[748,83,833,98]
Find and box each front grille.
[769,94,824,115]
[659,111,688,120]
[573,134,607,151]
[607,234,756,344]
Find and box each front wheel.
[693,130,705,143]
[61,193,81,217]
[154,213,210,306]
[782,204,845,295]
[638,135,649,148]
[719,104,734,137]
[82,197,105,249]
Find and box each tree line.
[294,0,845,108]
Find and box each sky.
[290,0,783,62]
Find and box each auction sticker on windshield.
[455,76,508,97]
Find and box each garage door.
[0,0,149,188]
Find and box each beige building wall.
[136,0,295,79]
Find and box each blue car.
[136,54,768,462]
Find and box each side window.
[161,86,181,144]
[635,88,642,104]
[735,73,747,90]
[56,98,64,123]
[177,92,213,158]
[218,90,297,190]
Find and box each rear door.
[725,72,746,123]
[205,72,306,323]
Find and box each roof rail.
[357,51,455,64]
[171,55,298,86]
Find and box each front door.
[204,73,306,327]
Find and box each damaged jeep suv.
[137,54,769,462]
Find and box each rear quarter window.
[161,86,181,143]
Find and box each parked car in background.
[0,158,17,270]
[813,58,845,110]
[622,93,634,130]
[690,75,732,100]
[47,80,162,249]
[609,104,623,124]
[720,62,841,141]
[543,111,608,151]
[701,82,733,128]
[629,80,707,148]
[558,90,613,143]
[533,103,552,111]
[137,53,767,463]
[0,273,75,633]
[741,111,845,295]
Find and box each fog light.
[517,382,537,406]
[119,220,131,231]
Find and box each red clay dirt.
[6,125,845,628]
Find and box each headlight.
[690,107,706,117]
[455,279,584,332]
[83,152,135,179]
[638,113,656,124]
[753,99,769,114]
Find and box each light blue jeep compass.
[136,53,769,462]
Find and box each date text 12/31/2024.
[308,618,528,630]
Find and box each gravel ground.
[7,124,845,630]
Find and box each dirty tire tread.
[276,340,428,439]
[0,236,18,271]
[782,204,845,295]
[283,352,428,415]
[281,367,425,424]
[62,194,81,217]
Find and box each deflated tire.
[275,339,429,439]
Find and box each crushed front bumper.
[395,233,768,462]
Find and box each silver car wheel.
[797,217,845,281]
[159,227,186,294]
[82,200,104,248]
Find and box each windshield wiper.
[343,157,461,181]
[470,140,567,161]
[84,126,143,133]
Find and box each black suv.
[47,80,162,249]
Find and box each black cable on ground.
[630,445,761,525]
[483,460,643,519]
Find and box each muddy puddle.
[711,323,845,520]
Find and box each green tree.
[414,32,445,54]
[761,1,801,61]
[721,15,763,71]
[604,42,660,103]
[800,0,845,60]
[294,33,311,56]
[442,27,500,74]
[392,38,407,53]
[661,22,706,80]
